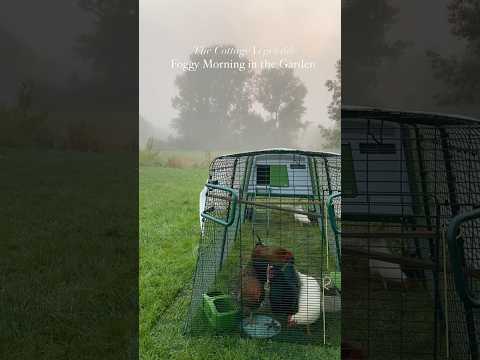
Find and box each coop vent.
[359,143,396,154]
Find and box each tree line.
[0,0,138,151]
[342,0,480,115]
[168,45,310,150]
[4,0,480,152]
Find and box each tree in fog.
[171,46,309,150]
[319,60,341,150]
[171,45,253,149]
[427,0,480,106]
[255,68,307,147]
[76,0,138,96]
[238,112,274,150]
[342,0,407,104]
[139,114,166,149]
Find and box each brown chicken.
[253,243,294,264]
[240,238,295,323]
[251,242,295,284]
[240,262,265,323]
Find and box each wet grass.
[0,148,137,359]
[139,166,340,359]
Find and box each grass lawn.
[140,166,340,360]
[0,148,137,359]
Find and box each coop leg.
[306,324,312,336]
[249,312,255,324]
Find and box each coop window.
[256,165,289,187]
[342,144,358,197]
[290,164,306,169]
[256,165,270,185]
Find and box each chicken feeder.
[202,291,239,332]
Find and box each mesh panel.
[342,109,480,360]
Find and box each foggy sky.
[364,0,473,117]
[0,0,93,84]
[140,0,341,146]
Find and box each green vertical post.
[308,157,326,271]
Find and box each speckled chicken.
[268,261,300,321]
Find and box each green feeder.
[329,271,341,291]
[203,292,239,332]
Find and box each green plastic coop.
[185,149,341,345]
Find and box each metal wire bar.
[206,193,322,217]
[343,246,435,269]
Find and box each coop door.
[249,154,313,197]
[342,118,414,217]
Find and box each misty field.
[139,163,340,360]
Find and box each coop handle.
[447,207,480,308]
[201,184,238,227]
[327,193,341,235]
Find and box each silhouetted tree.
[255,68,307,146]
[0,25,38,105]
[427,0,480,106]
[76,0,138,97]
[17,80,34,116]
[320,60,341,150]
[342,0,407,104]
[171,45,254,149]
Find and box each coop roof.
[215,148,339,159]
[342,105,480,126]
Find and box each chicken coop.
[185,149,341,345]
[341,106,480,360]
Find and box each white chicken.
[288,271,341,335]
[293,206,311,224]
[369,238,409,289]
[287,271,321,335]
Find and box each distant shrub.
[139,149,164,166]
[0,106,52,148]
[138,150,222,169]
[166,156,195,168]
[65,120,92,151]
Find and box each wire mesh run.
[342,107,480,360]
[185,149,341,346]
